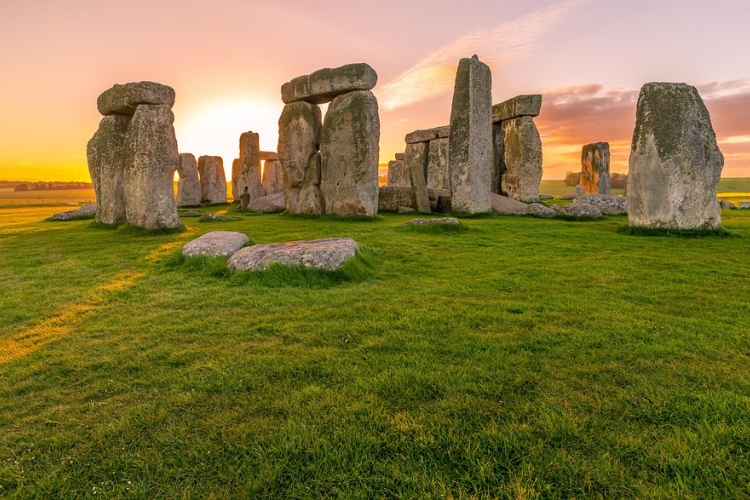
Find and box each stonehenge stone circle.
[449,55,493,214]
[493,96,543,203]
[406,141,432,213]
[405,125,450,144]
[628,83,724,230]
[427,138,450,190]
[262,159,284,195]
[232,131,264,202]
[581,142,611,195]
[228,238,359,271]
[320,90,380,216]
[198,156,228,205]
[387,158,410,187]
[121,104,181,230]
[281,64,377,105]
[176,153,202,207]
[278,101,324,215]
[88,81,181,230]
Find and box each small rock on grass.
[182,231,249,257]
[552,202,602,219]
[404,217,461,226]
[228,238,359,271]
[199,214,239,222]
[52,203,97,221]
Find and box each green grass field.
[1,204,749,498]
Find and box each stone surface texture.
[281,64,377,105]
[581,142,611,194]
[492,95,542,123]
[259,151,279,161]
[405,126,450,144]
[249,192,286,213]
[740,202,750,209]
[404,217,460,226]
[97,82,176,116]
[182,231,249,257]
[406,142,431,213]
[720,200,736,209]
[176,153,202,207]
[427,138,450,190]
[525,203,555,218]
[262,159,284,195]
[490,193,530,215]
[449,55,493,214]
[498,116,542,203]
[575,194,628,215]
[278,101,323,215]
[428,188,452,213]
[320,90,380,216]
[52,203,98,221]
[87,114,130,224]
[198,156,228,205]
[628,82,724,230]
[552,202,603,219]
[121,104,181,229]
[228,238,359,271]
[233,131,264,202]
[387,159,410,187]
[378,186,417,212]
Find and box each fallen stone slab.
[378,186,417,212]
[249,192,286,213]
[552,202,602,219]
[525,203,555,218]
[97,81,176,116]
[179,210,203,217]
[404,217,461,226]
[52,203,98,221]
[281,63,378,105]
[228,238,359,271]
[199,214,239,222]
[182,231,249,258]
[490,193,529,215]
[405,125,450,144]
[492,95,542,123]
[575,194,627,215]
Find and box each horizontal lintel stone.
[492,94,542,123]
[404,125,450,144]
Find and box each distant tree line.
[564,172,628,189]
[14,181,93,192]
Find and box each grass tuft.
[617,225,736,238]
[552,214,604,222]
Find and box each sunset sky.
[1,0,749,182]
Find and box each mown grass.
[1,204,750,498]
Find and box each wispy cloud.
[377,0,588,111]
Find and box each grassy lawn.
[1,205,750,498]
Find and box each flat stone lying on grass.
[575,194,628,215]
[539,194,554,200]
[525,203,555,218]
[249,192,286,213]
[199,214,239,222]
[404,217,461,226]
[719,201,737,209]
[552,202,603,219]
[228,238,358,271]
[491,193,529,215]
[52,203,98,221]
[179,210,203,217]
[740,202,750,209]
[558,194,576,200]
[182,231,249,257]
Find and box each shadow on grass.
[44,215,96,223]
[552,214,605,222]
[617,225,737,238]
[165,247,377,288]
[116,223,187,237]
[400,222,468,234]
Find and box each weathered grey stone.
[395,153,406,161]
[97,82,175,116]
[179,210,203,217]
[228,238,358,271]
[262,160,284,195]
[575,194,627,215]
[278,101,323,215]
[281,63,378,105]
[404,217,461,226]
[449,55,493,214]
[492,95,542,123]
[628,83,724,230]
[498,116,542,203]
[199,213,239,222]
[249,192,286,213]
[87,114,130,225]
[576,185,585,196]
[233,131,264,202]
[387,159,410,187]
[398,206,416,213]
[559,194,577,200]
[378,186,417,212]
[552,202,603,219]
[720,200,737,209]
[121,104,181,229]
[539,194,554,200]
[405,125,450,144]
[182,231,249,257]
[176,153,202,207]
[428,188,452,213]
[52,203,98,221]
[427,138,450,190]
[491,124,505,195]
[198,156,228,205]
[320,90,380,216]
[491,192,529,215]
[259,151,279,161]
[406,142,431,213]
[581,142,611,195]
[739,202,750,209]
[525,203,555,218]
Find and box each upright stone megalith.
[405,142,431,213]
[262,159,284,195]
[198,156,228,205]
[87,114,130,224]
[278,101,323,215]
[176,153,202,207]
[449,55,492,214]
[581,142,611,195]
[232,132,264,202]
[320,90,380,216]
[628,83,724,230]
[121,104,181,229]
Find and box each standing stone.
[320,90,380,216]
[262,159,284,195]
[406,142,431,213]
[427,138,450,190]
[278,101,323,215]
[233,132,264,202]
[176,153,202,207]
[491,124,506,195]
[498,116,542,203]
[628,83,724,230]
[198,156,228,205]
[449,55,492,214]
[87,114,130,224]
[581,142,611,195]
[121,104,181,229]
[387,159,405,187]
